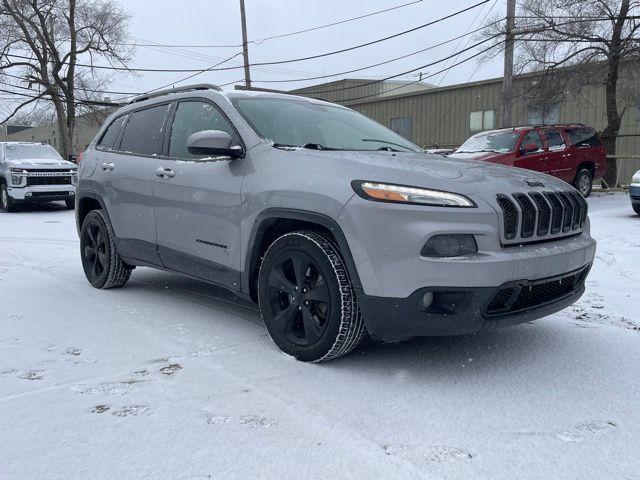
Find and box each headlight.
[632,171,640,184]
[352,181,476,208]
[9,168,25,186]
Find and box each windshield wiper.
[272,143,341,151]
[377,146,401,152]
[361,139,413,152]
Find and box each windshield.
[230,96,423,153]
[4,143,63,161]
[457,131,520,154]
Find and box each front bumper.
[360,264,591,342]
[630,184,640,204]
[7,185,76,202]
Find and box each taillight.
[77,151,84,165]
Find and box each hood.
[6,157,77,169]
[277,149,571,203]
[447,151,502,161]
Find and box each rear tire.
[80,210,131,289]
[573,168,593,197]
[258,231,365,362]
[0,183,16,213]
[633,203,640,215]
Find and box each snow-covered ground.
[0,194,638,480]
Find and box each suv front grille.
[496,190,587,245]
[485,265,590,316]
[27,176,72,186]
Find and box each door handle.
[155,167,176,178]
[101,162,115,171]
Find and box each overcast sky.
[107,0,505,99]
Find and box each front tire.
[573,168,593,197]
[80,210,131,289]
[633,203,640,215]
[0,184,17,213]
[258,231,365,362]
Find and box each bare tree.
[0,0,132,158]
[483,0,640,186]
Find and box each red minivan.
[449,124,608,197]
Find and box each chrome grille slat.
[496,190,587,245]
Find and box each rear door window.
[98,116,127,150]
[542,129,566,150]
[566,127,601,148]
[120,104,171,156]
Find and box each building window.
[527,105,560,125]
[470,110,495,132]
[390,116,413,141]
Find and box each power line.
[250,19,503,85]
[335,42,501,104]
[285,35,501,96]
[3,0,492,73]
[121,0,426,48]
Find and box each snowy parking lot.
[1,193,639,479]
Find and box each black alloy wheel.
[267,251,331,346]
[80,210,132,289]
[258,231,365,362]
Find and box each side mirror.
[521,142,539,154]
[187,130,243,159]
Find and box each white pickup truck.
[0,142,78,212]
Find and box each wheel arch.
[243,208,363,303]
[76,191,108,236]
[576,161,595,178]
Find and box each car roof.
[121,83,346,112]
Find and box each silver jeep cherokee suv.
[1,142,78,212]
[76,84,596,362]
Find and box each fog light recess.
[421,234,478,258]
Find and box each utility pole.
[239,0,252,89]
[501,0,516,127]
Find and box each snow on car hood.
[447,151,497,160]
[273,148,572,205]
[6,157,77,169]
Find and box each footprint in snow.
[159,363,182,375]
[18,370,44,381]
[111,405,152,417]
[92,405,110,414]
[207,415,231,425]
[240,415,276,428]
[518,420,617,443]
[65,347,83,356]
[383,444,473,464]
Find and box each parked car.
[631,170,640,215]
[448,124,607,197]
[76,84,596,362]
[0,142,78,212]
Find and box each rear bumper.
[360,263,590,342]
[7,185,76,202]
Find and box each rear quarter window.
[120,104,171,156]
[97,116,127,150]
[566,128,601,147]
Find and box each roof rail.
[128,84,222,105]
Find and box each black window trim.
[95,114,128,153]
[163,96,246,161]
[97,101,173,160]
